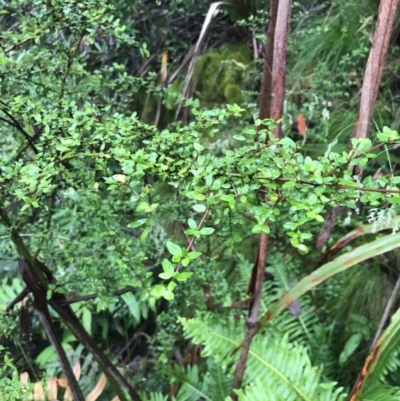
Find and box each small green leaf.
[112,174,126,183]
[128,219,147,228]
[136,202,149,212]
[82,308,92,335]
[159,272,173,280]
[192,204,206,213]
[172,255,181,263]
[175,272,194,281]
[181,257,190,267]
[297,244,309,254]
[194,193,206,201]
[188,251,202,260]
[150,284,166,299]
[147,203,159,212]
[188,218,197,229]
[282,181,296,189]
[121,293,140,322]
[339,333,362,365]
[140,227,150,243]
[194,142,204,152]
[166,241,182,256]
[212,179,222,190]
[163,290,174,300]
[200,227,215,235]
[251,224,270,234]
[162,259,174,275]
[233,135,246,141]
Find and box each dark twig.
[0,108,38,153]
[1,38,32,54]
[61,286,136,306]
[7,285,137,310]
[0,206,142,401]
[19,259,85,401]
[6,286,29,312]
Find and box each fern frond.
[142,392,168,401]
[230,378,346,401]
[229,379,285,401]
[173,365,212,401]
[203,358,232,401]
[171,358,232,401]
[272,299,319,344]
[179,316,347,401]
[360,385,400,401]
[359,307,400,396]
[308,324,337,380]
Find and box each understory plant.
[1,1,400,401]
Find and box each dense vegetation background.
[1,1,400,400]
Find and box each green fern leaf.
[359,307,400,397]
[174,364,212,401]
[360,385,400,401]
[179,316,347,401]
[203,358,232,400]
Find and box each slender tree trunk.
[316,0,399,253]
[231,1,292,398]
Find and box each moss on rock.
[193,44,251,106]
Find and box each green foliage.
[362,308,400,392]
[179,315,347,401]
[194,45,252,105]
[285,1,379,145]
[171,359,232,401]
[1,1,400,400]
[0,346,29,401]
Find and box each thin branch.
[2,37,32,54]
[179,222,197,252]
[59,32,85,100]
[6,286,29,311]
[60,286,135,306]
[370,272,400,351]
[176,207,210,272]
[0,108,38,153]
[19,259,85,401]
[226,173,400,194]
